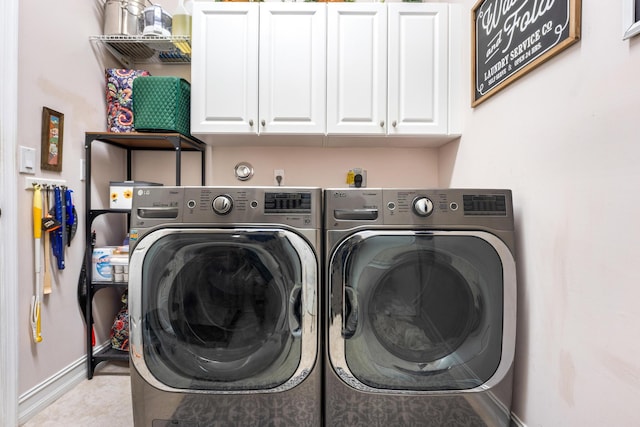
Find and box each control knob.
[212,195,233,215]
[413,196,434,217]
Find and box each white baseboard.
[17,342,110,425]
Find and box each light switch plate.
[19,146,36,174]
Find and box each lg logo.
[137,189,152,196]
[333,191,347,198]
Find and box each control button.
[187,199,196,209]
[212,195,233,215]
[413,197,434,217]
[387,201,396,211]
[250,200,258,209]
[450,202,459,211]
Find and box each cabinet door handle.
[379,120,385,128]
[392,121,397,128]
[249,119,254,127]
[261,119,266,127]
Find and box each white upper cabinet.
[259,3,326,134]
[327,3,387,135]
[388,3,449,136]
[191,2,325,136]
[191,2,259,134]
[327,3,455,138]
[191,2,461,145]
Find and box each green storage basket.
[132,76,191,137]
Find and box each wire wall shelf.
[90,35,191,67]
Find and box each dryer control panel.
[325,188,514,230]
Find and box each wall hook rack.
[24,177,67,190]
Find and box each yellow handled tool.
[31,184,43,343]
[30,296,42,343]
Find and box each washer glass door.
[328,231,512,391]
[130,228,317,392]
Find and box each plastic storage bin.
[110,180,162,209]
[132,76,191,137]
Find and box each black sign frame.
[472,0,581,107]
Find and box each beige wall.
[15,1,640,426]
[17,0,110,397]
[441,1,640,425]
[132,146,439,188]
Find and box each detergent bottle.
[172,0,192,38]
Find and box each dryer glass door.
[130,228,317,392]
[328,231,511,391]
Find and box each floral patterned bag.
[110,290,129,351]
[106,68,150,132]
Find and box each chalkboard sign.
[472,0,581,106]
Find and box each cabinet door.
[259,3,326,134]
[388,3,449,135]
[327,3,387,135]
[191,3,259,134]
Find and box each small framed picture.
[623,0,640,39]
[40,107,64,172]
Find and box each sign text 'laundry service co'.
[472,0,581,106]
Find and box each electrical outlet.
[274,169,285,186]
[347,168,367,188]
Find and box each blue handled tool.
[65,187,77,246]
[52,186,65,270]
[60,186,67,250]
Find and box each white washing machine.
[324,188,517,426]
[128,186,322,426]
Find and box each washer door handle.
[343,287,359,339]
[289,285,302,337]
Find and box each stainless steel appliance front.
[128,186,322,427]
[324,188,517,426]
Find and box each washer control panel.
[384,190,445,221]
[185,186,321,228]
[208,191,313,216]
[131,186,321,229]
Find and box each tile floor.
[21,362,133,427]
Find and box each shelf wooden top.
[85,131,206,151]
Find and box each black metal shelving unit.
[83,131,206,379]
